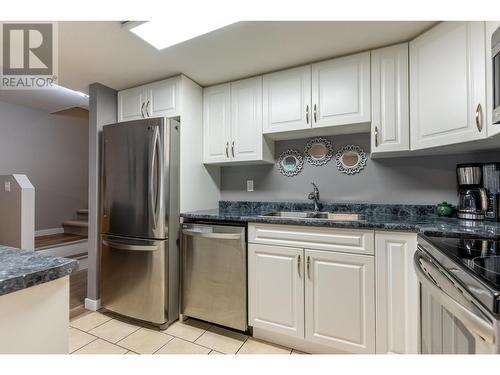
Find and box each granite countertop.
[181,201,500,240]
[0,246,78,296]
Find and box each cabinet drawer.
[248,224,374,255]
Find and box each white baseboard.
[35,227,64,237]
[84,298,101,311]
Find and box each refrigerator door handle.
[149,126,160,230]
[102,239,160,252]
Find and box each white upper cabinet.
[203,77,273,165]
[311,52,371,128]
[375,232,419,354]
[117,86,147,122]
[263,66,312,134]
[304,249,375,354]
[202,83,231,164]
[371,44,410,153]
[486,21,500,137]
[248,243,305,338]
[410,22,487,150]
[117,77,180,122]
[146,77,179,118]
[231,77,265,162]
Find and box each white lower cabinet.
[375,232,419,354]
[248,243,304,338]
[305,249,375,354]
[248,224,376,353]
[248,224,419,354]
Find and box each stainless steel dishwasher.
[180,223,247,331]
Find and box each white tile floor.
[69,311,308,355]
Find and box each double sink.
[260,211,365,222]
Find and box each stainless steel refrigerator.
[100,117,180,328]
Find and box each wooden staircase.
[62,208,88,236]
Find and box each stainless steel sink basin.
[261,211,317,218]
[313,212,365,221]
[260,211,365,221]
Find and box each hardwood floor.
[35,233,86,249]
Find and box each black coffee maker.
[456,164,488,220]
[483,163,500,221]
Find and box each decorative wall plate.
[304,137,333,166]
[277,149,304,177]
[335,145,367,175]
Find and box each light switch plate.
[247,180,254,192]
[4,181,10,192]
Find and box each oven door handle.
[414,251,495,344]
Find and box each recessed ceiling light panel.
[128,20,236,50]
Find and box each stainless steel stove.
[415,234,500,354]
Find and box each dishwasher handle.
[182,229,243,240]
[414,250,494,344]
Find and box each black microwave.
[494,26,500,124]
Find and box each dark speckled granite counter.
[181,201,500,240]
[0,246,78,296]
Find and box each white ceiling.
[58,21,437,93]
[0,85,89,113]
[0,21,437,111]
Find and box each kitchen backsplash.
[220,133,500,206]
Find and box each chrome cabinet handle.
[297,255,301,277]
[375,126,379,147]
[146,100,150,117]
[306,105,309,124]
[231,141,235,158]
[476,103,483,132]
[306,255,311,279]
[225,142,229,158]
[141,102,145,118]
[313,104,317,123]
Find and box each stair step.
[63,220,88,236]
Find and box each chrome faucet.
[308,182,321,212]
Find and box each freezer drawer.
[181,224,247,331]
[101,234,167,325]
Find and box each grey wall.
[87,83,117,303]
[221,134,500,206]
[0,100,88,230]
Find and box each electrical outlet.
[4,181,10,192]
[247,180,254,192]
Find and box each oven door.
[414,249,497,354]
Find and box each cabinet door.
[248,243,304,338]
[230,76,263,162]
[203,83,231,164]
[371,44,410,153]
[305,249,375,353]
[311,52,371,128]
[146,77,179,118]
[375,232,418,354]
[486,21,500,137]
[117,86,146,122]
[410,22,486,150]
[263,66,311,134]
